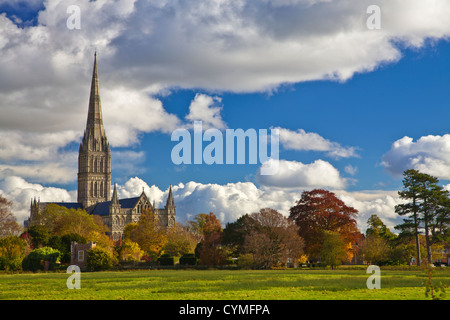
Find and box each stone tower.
[77,53,111,210]
[164,185,176,227]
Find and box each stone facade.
[25,54,176,240]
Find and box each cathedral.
[26,54,176,241]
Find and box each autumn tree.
[130,208,167,260]
[197,212,228,265]
[242,208,304,269]
[164,223,198,257]
[186,213,209,243]
[0,195,22,238]
[118,238,144,262]
[289,189,359,262]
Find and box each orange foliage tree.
[289,189,360,262]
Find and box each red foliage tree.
[289,189,360,261]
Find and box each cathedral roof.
[90,197,141,216]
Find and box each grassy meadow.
[0,267,448,300]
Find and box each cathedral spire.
[78,53,112,209]
[112,183,119,205]
[166,185,175,208]
[85,52,106,141]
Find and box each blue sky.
[127,40,450,191]
[1,0,450,231]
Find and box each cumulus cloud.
[185,93,226,130]
[381,135,450,179]
[274,127,358,158]
[256,159,348,189]
[2,174,404,236]
[0,176,76,224]
[1,0,449,183]
[335,190,404,233]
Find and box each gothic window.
[90,181,94,197]
[100,157,103,172]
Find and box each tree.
[186,213,209,243]
[130,208,167,260]
[28,225,52,248]
[242,208,304,269]
[289,189,359,261]
[53,207,103,239]
[366,214,396,241]
[86,247,116,271]
[118,239,144,262]
[0,196,22,238]
[360,233,390,265]
[197,212,228,266]
[222,214,257,255]
[395,169,448,265]
[22,247,61,272]
[320,231,347,269]
[164,223,198,257]
[0,236,29,271]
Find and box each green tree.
[395,169,448,265]
[22,247,61,272]
[360,233,390,265]
[320,231,347,269]
[0,236,29,271]
[86,247,115,271]
[222,214,257,256]
[28,225,52,248]
[366,214,396,241]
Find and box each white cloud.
[185,93,226,130]
[0,0,449,182]
[2,174,404,235]
[344,164,358,176]
[0,176,76,224]
[274,127,359,158]
[256,159,347,189]
[335,190,404,233]
[381,135,450,179]
[102,86,181,146]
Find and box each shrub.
[179,253,197,266]
[86,247,114,271]
[158,253,174,266]
[0,236,29,271]
[22,247,61,272]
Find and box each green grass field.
[0,267,448,300]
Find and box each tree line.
[1,168,450,271]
